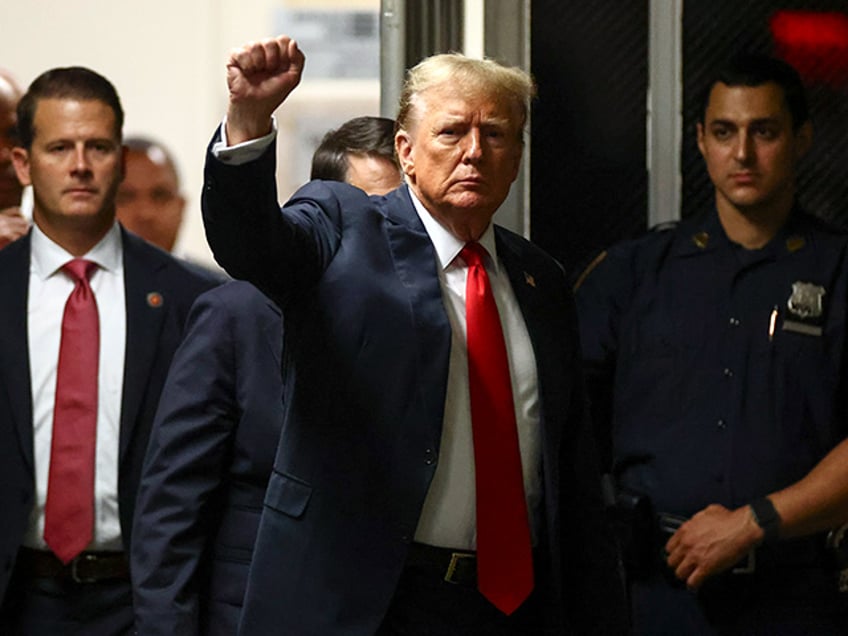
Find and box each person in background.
[115,136,186,254]
[131,115,403,636]
[0,69,28,248]
[200,34,627,636]
[116,135,226,282]
[576,53,848,634]
[310,115,400,194]
[0,66,219,635]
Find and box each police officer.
[576,54,848,634]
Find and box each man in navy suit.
[202,36,627,635]
[0,66,219,635]
[131,115,402,636]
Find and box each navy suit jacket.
[131,281,283,635]
[0,228,219,603]
[202,138,626,635]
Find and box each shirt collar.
[407,188,500,273]
[674,204,812,259]
[31,221,123,281]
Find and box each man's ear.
[11,147,32,186]
[696,122,706,159]
[119,144,127,183]
[394,130,415,179]
[508,141,523,184]
[795,121,813,159]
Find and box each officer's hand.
[225,35,305,144]
[664,503,763,589]
[0,206,28,249]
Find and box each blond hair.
[396,53,536,140]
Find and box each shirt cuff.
[211,115,278,165]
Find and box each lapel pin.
[692,232,710,249]
[524,272,536,288]
[147,292,164,308]
[786,235,806,253]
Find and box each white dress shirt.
[407,189,542,550]
[25,222,126,552]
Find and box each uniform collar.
[672,204,812,260]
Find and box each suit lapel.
[0,234,35,472]
[495,229,563,456]
[495,229,547,347]
[262,297,283,367]
[119,230,167,461]
[383,187,451,428]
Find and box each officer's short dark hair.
[310,116,397,182]
[17,66,124,149]
[698,54,809,131]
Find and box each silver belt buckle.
[70,553,98,584]
[731,550,756,575]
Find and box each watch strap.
[750,497,781,544]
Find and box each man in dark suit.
[0,66,219,635]
[202,35,627,635]
[131,115,402,636]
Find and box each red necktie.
[461,242,534,615]
[44,258,99,564]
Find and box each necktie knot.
[63,258,97,284]
[461,242,487,268]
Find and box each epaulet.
[572,250,607,292]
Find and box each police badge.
[784,281,825,336]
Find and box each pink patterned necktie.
[461,242,534,615]
[43,258,99,564]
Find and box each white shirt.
[25,222,126,552]
[407,189,542,550]
[213,126,543,550]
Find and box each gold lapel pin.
[786,235,806,253]
[692,232,710,249]
[524,272,536,288]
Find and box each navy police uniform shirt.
[576,207,848,518]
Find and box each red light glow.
[770,10,848,86]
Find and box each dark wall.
[530,0,648,279]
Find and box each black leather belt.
[16,547,129,584]
[405,542,478,587]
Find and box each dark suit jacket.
[131,281,283,636]
[0,228,219,603]
[202,138,627,636]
